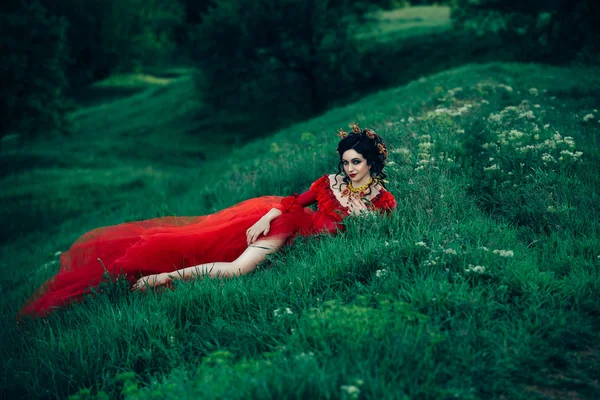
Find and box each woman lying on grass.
[18,123,396,319]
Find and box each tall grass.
[1,63,599,399]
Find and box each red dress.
[17,174,396,319]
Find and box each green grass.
[357,5,452,44]
[1,62,600,399]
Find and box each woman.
[17,123,396,319]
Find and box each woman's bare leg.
[174,237,286,280]
[132,237,287,290]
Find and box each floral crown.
[337,122,388,157]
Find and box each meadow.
[1,61,599,399]
[2,4,600,398]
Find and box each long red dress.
[17,174,396,319]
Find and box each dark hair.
[334,128,388,193]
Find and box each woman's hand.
[347,196,369,215]
[132,273,172,292]
[246,217,271,245]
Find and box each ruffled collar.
[321,174,386,212]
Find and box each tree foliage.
[39,0,185,84]
[190,0,375,129]
[0,1,70,140]
[451,0,600,63]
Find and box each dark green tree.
[0,1,70,140]
[190,0,374,129]
[451,0,600,63]
[39,0,185,85]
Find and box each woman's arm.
[262,207,283,222]
[246,208,282,244]
[247,184,319,243]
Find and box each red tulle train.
[18,196,315,319]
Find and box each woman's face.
[342,149,371,184]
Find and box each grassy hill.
[1,62,600,399]
[357,5,451,43]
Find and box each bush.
[450,0,600,63]
[0,1,70,140]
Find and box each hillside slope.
[2,63,600,399]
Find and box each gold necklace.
[341,177,374,199]
[348,177,374,193]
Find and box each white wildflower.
[533,104,541,108]
[493,249,514,258]
[484,164,500,171]
[448,87,463,96]
[418,142,433,152]
[273,308,293,317]
[498,84,513,92]
[518,110,535,120]
[583,113,594,122]
[465,264,486,273]
[375,269,389,277]
[443,248,458,255]
[391,147,411,156]
[456,129,465,134]
[563,137,575,148]
[543,124,550,129]
[341,385,361,399]
[478,246,489,252]
[529,88,539,96]
[508,129,524,140]
[54,251,62,256]
[560,150,583,159]
[541,153,556,163]
[481,99,489,104]
[488,113,502,123]
[415,241,427,247]
[295,352,315,361]
[408,116,415,123]
[547,206,556,213]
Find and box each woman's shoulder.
[374,189,396,209]
[326,173,340,183]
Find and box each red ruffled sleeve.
[275,176,323,213]
[373,191,397,214]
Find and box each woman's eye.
[353,161,360,164]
